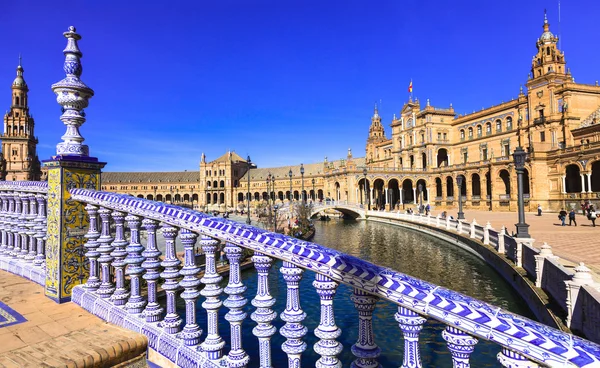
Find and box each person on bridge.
[568,208,577,226]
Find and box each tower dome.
[12,57,27,89]
[538,11,557,45]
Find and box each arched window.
[15,96,19,105]
[486,122,492,134]
[477,125,482,137]
[468,127,473,138]
[460,129,465,140]
[496,119,502,132]
[220,180,225,188]
[506,117,513,130]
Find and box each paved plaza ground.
[430,208,600,276]
[0,271,147,367]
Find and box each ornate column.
[497,226,506,254]
[109,211,129,306]
[179,229,201,346]
[561,176,566,194]
[497,348,540,367]
[395,306,426,368]
[580,173,586,193]
[200,235,225,359]
[7,194,17,257]
[251,252,277,367]
[34,195,47,268]
[313,273,342,368]
[0,193,7,255]
[17,193,29,259]
[96,208,115,299]
[82,204,100,290]
[25,194,37,262]
[350,289,380,368]
[160,225,181,334]
[141,219,163,322]
[280,261,307,367]
[223,242,249,366]
[44,26,105,303]
[587,173,593,193]
[441,326,478,368]
[124,215,146,314]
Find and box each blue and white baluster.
[124,215,146,314]
[441,326,478,368]
[110,211,129,306]
[10,193,22,258]
[160,225,181,334]
[395,307,426,368]
[96,207,115,299]
[25,194,37,262]
[223,242,249,367]
[34,195,47,268]
[280,261,307,367]
[497,348,540,368]
[5,193,15,257]
[179,229,202,346]
[313,273,343,368]
[82,204,101,290]
[17,193,29,259]
[0,193,7,254]
[141,218,163,322]
[251,252,277,367]
[350,289,381,368]
[200,235,225,359]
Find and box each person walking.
[537,204,542,216]
[559,208,567,226]
[589,206,597,227]
[568,208,577,226]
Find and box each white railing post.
[350,289,380,368]
[313,273,342,367]
[33,194,47,268]
[280,261,307,367]
[179,229,202,346]
[470,219,477,239]
[533,243,558,288]
[160,225,182,334]
[83,204,101,290]
[25,194,37,262]
[17,193,28,259]
[141,218,163,322]
[565,262,595,328]
[436,214,441,228]
[96,207,115,299]
[110,211,129,306]
[483,222,491,245]
[445,216,451,230]
[497,226,506,255]
[442,326,478,368]
[457,220,463,235]
[396,307,426,368]
[201,235,225,359]
[124,215,146,314]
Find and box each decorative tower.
[1,58,42,181]
[366,103,386,164]
[43,26,106,303]
[530,11,567,79]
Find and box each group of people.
[558,201,598,227]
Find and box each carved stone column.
[110,211,129,306]
[141,219,163,322]
[96,208,115,299]
[33,194,47,267]
[160,225,181,334]
[350,289,380,368]
[395,306,426,368]
[223,242,249,366]
[280,261,307,367]
[82,204,100,291]
[200,235,225,359]
[313,273,342,368]
[441,326,478,368]
[179,229,201,346]
[251,252,277,367]
[124,215,146,314]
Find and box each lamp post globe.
[288,169,293,202]
[456,175,465,220]
[246,155,251,225]
[300,163,305,203]
[513,146,530,238]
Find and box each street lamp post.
[312,178,315,202]
[456,175,465,220]
[418,183,423,213]
[246,155,251,225]
[513,146,530,238]
[300,163,305,203]
[267,173,272,230]
[288,169,293,203]
[363,168,369,209]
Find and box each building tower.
[1,58,41,181]
[366,103,386,163]
[530,11,567,80]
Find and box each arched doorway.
[388,179,400,209]
[219,193,225,204]
[358,178,371,205]
[457,175,467,197]
[294,191,299,200]
[183,194,190,202]
[334,182,341,201]
[254,192,260,201]
[565,164,581,193]
[472,173,481,198]
[166,194,172,202]
[206,193,211,204]
[401,179,414,204]
[437,149,449,167]
[435,178,442,198]
[446,177,454,198]
[156,194,163,202]
[262,192,268,201]
[499,170,511,196]
[415,179,427,203]
[146,194,153,200]
[238,193,244,202]
[373,179,385,209]
[317,189,324,201]
[278,191,284,201]
[592,161,600,192]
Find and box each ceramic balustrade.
[67,189,600,368]
[0,182,48,284]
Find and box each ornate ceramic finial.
[520,85,524,94]
[393,113,397,120]
[51,26,94,157]
[324,156,328,163]
[426,98,430,107]
[347,147,352,158]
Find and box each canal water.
[172,218,534,367]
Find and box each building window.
[12,149,17,156]
[496,120,502,132]
[460,130,465,140]
[443,133,447,140]
[540,131,546,142]
[482,148,488,161]
[468,127,473,138]
[502,142,510,157]
[437,132,441,141]
[477,125,482,137]
[463,151,468,164]
[486,122,492,135]
[506,117,513,130]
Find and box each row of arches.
[564,162,600,192]
[207,180,225,188]
[236,190,326,203]
[459,117,513,140]
[136,193,199,203]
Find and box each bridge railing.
[67,188,600,367]
[0,181,48,285]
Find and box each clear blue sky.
[2,0,599,171]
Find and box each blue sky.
[1,0,599,172]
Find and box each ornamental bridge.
[1,26,600,368]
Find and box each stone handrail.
[0,183,48,285]
[68,188,600,367]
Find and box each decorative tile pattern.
[0,300,27,328]
[68,189,600,367]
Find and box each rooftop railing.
[59,188,600,367]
